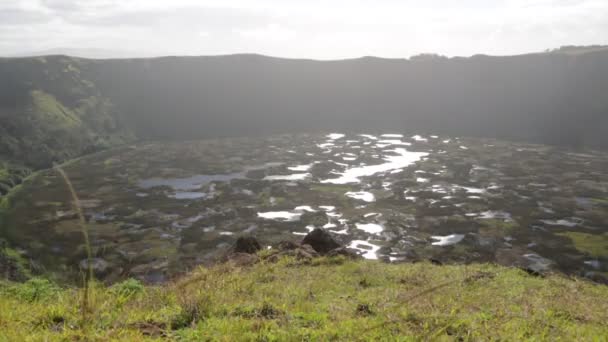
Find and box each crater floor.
[3,133,608,283]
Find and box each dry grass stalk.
[55,165,93,325]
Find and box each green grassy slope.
[0,56,134,170]
[1,258,607,341]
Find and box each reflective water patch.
[431,234,465,246]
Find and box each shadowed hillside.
[1,46,608,171]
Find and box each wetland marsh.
[2,133,607,283]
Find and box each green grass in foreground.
[1,257,608,341]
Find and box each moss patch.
[311,184,354,194]
[558,232,608,257]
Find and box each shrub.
[111,278,144,298]
[9,278,60,302]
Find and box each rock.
[79,258,110,276]
[0,242,29,282]
[522,253,552,274]
[0,183,10,196]
[429,258,443,266]
[227,252,259,267]
[495,248,553,276]
[521,267,544,277]
[277,240,299,251]
[326,247,362,259]
[129,260,169,284]
[584,271,608,285]
[297,244,320,259]
[264,244,319,263]
[234,236,262,254]
[355,303,374,316]
[103,267,125,284]
[301,228,341,254]
[291,249,314,261]
[389,249,420,263]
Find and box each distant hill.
[545,45,608,55]
[6,48,150,60]
[1,47,608,170]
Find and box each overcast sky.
[1,0,607,59]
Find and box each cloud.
[0,0,607,58]
[234,24,295,42]
[54,6,270,30]
[0,8,50,26]
[40,0,82,12]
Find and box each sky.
[1,0,607,59]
